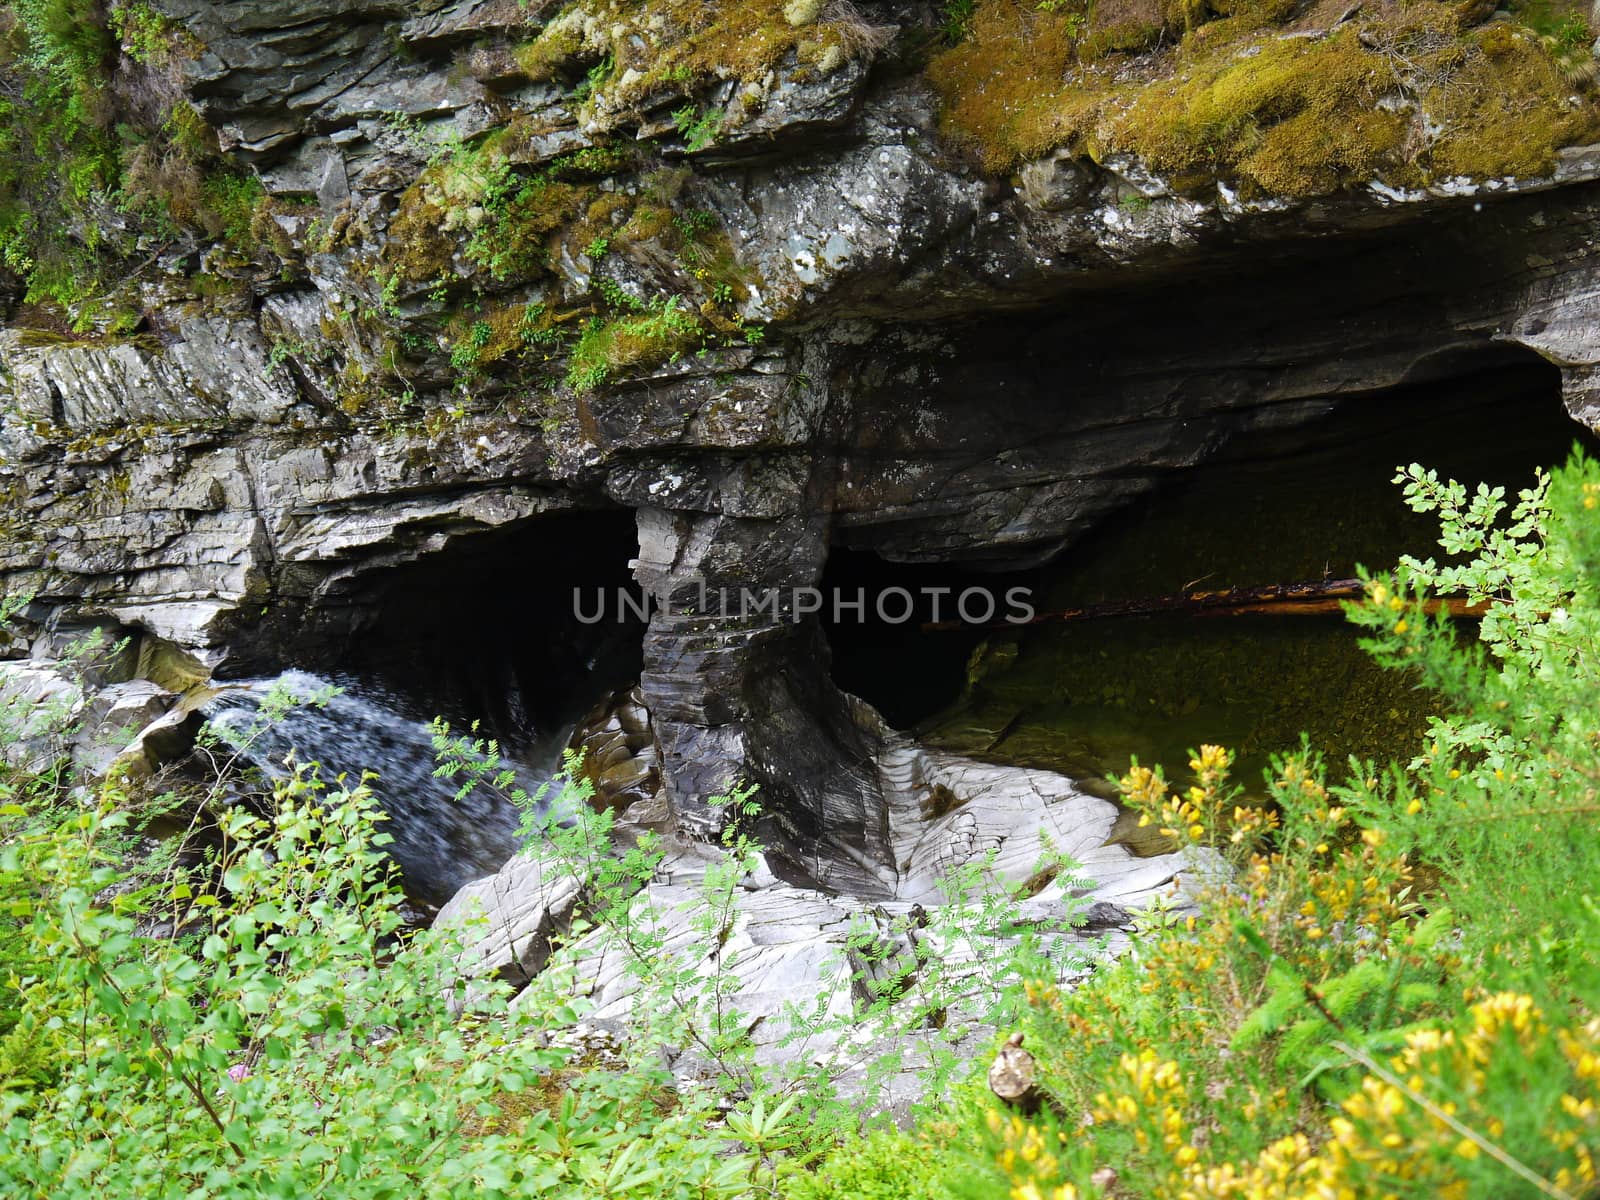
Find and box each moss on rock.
[928,0,1600,195]
[512,0,871,120]
[384,178,456,283]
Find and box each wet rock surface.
[6,0,1600,921]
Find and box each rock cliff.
[5,0,1600,867]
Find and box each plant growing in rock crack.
[450,318,495,383]
[672,104,724,152]
[563,294,702,392]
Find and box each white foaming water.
[205,670,567,906]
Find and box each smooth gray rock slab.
[435,851,583,987]
[450,723,1212,1101]
[0,662,83,769]
[72,680,178,779]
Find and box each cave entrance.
[823,356,1595,809]
[820,550,1020,731]
[207,508,646,907]
[329,507,645,747]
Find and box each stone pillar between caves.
[632,506,894,888]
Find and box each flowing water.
[205,671,570,907]
[196,370,1596,896]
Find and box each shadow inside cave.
[206,508,648,906]
[823,354,1598,814]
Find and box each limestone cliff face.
[5,0,1600,855]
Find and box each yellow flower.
[1192,744,1231,775]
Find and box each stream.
[205,671,569,906]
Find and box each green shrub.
[0,0,262,321]
[934,449,1600,1200]
[0,763,767,1196]
[781,1127,961,1200]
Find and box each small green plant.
[448,317,495,384]
[373,269,403,319]
[597,276,643,312]
[574,52,614,101]
[200,171,267,250]
[939,0,977,43]
[671,105,723,152]
[584,234,610,259]
[672,208,718,240]
[108,0,185,65]
[265,337,309,375]
[781,1127,961,1200]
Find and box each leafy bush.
[912,450,1600,1200]
[0,760,776,1196]
[779,1126,960,1200]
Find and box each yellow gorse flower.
[1067,996,1600,1199]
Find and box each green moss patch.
[928,0,1600,194]
[512,0,875,121]
[564,295,702,391]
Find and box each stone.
[1019,149,1095,212]
[784,0,825,26]
[0,662,82,770]
[434,851,584,988]
[72,680,178,778]
[568,686,662,810]
[105,703,206,785]
[695,54,872,157]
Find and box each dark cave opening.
[203,509,647,906]
[322,507,646,746]
[819,550,1024,732]
[822,354,1596,797]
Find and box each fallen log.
[924,578,1488,633]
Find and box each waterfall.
[205,671,567,907]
